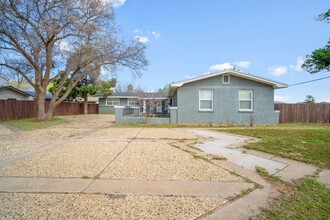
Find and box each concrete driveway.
[0,115,254,219]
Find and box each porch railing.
[122,107,170,118]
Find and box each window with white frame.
[222,74,230,84]
[128,98,139,106]
[199,89,213,111]
[106,98,120,106]
[239,90,253,111]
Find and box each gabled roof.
[23,91,53,100]
[0,86,53,100]
[0,86,32,97]
[169,70,288,96]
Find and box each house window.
[106,98,119,106]
[199,89,213,111]
[222,74,230,84]
[128,98,139,106]
[239,90,253,111]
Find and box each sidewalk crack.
[83,127,145,192]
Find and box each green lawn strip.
[260,176,330,219]
[4,117,68,131]
[219,125,330,169]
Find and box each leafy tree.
[0,0,147,121]
[158,84,170,93]
[302,9,330,73]
[97,79,117,98]
[49,77,80,102]
[304,95,315,103]
[49,77,96,114]
[77,78,97,114]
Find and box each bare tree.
[0,0,147,121]
[0,66,30,89]
[115,83,143,93]
[136,91,162,123]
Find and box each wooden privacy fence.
[274,103,330,123]
[0,99,98,121]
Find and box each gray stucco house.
[168,70,287,125]
[98,92,170,114]
[0,86,34,100]
[0,86,52,100]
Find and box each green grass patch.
[255,166,282,182]
[192,154,208,161]
[219,124,330,169]
[260,177,330,219]
[4,117,68,131]
[212,155,227,161]
[188,144,203,152]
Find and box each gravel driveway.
[0,115,250,219]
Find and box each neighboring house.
[98,92,170,114]
[168,70,288,125]
[23,91,53,100]
[0,86,52,100]
[0,86,34,100]
[87,96,100,104]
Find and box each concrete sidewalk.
[0,177,253,197]
[188,129,317,183]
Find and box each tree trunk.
[83,97,88,114]
[36,91,46,121]
[45,96,58,121]
[45,110,54,121]
[45,98,57,121]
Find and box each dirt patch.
[0,193,227,219]
[0,141,128,177]
[101,140,242,181]
[137,128,200,140]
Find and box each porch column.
[143,99,146,113]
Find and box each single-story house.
[0,86,52,100]
[98,92,170,114]
[168,70,288,125]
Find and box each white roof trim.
[169,70,288,96]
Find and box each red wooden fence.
[274,103,330,123]
[0,99,98,121]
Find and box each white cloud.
[274,95,292,102]
[268,65,288,76]
[151,31,161,39]
[184,74,195,79]
[134,29,141,34]
[289,56,305,71]
[209,60,251,72]
[233,61,251,68]
[103,0,126,8]
[209,63,234,71]
[134,36,149,44]
[133,30,160,43]
[100,66,108,76]
[58,39,73,52]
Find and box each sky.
[108,0,330,103]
